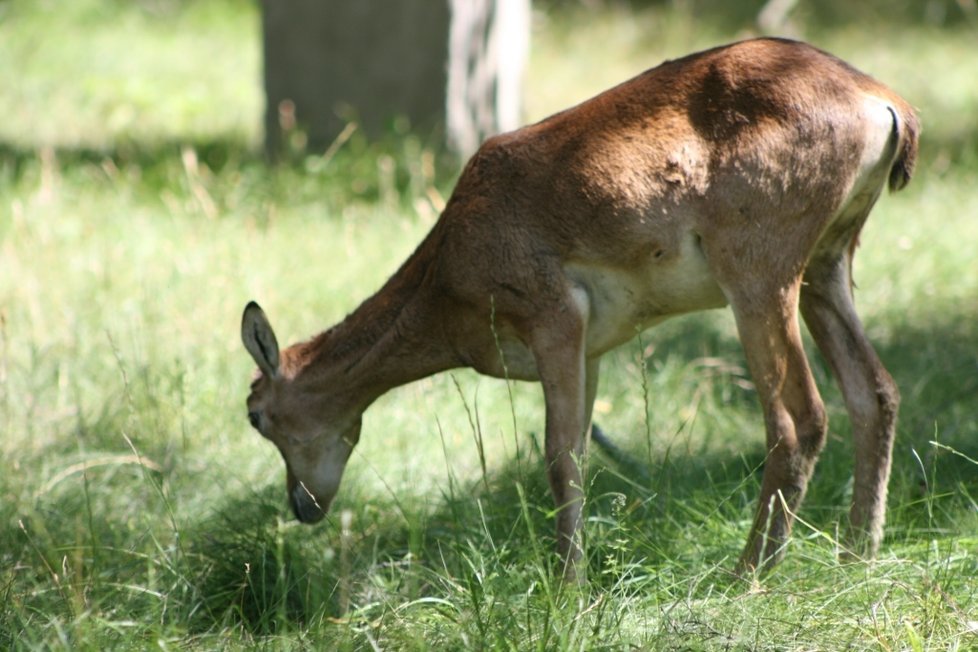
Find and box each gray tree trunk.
[261,0,529,159]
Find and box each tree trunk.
[261,0,529,159]
[447,0,530,157]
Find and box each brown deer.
[242,38,918,581]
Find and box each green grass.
[2,1,977,649]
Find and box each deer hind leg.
[800,253,899,559]
[728,280,828,572]
[529,288,596,582]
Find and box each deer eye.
[248,411,262,429]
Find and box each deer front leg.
[531,296,593,582]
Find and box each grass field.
[2,0,977,649]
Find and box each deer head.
[241,301,362,523]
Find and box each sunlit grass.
[1,0,976,649]
[0,0,262,149]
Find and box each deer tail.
[887,101,920,192]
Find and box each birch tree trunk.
[447,0,530,157]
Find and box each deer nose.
[248,411,261,429]
[290,485,328,523]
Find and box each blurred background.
[1,1,976,648]
[2,0,976,161]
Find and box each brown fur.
[242,38,919,581]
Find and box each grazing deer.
[242,38,918,581]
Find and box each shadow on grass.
[0,310,959,637]
[0,135,464,226]
[0,137,258,179]
[872,313,978,530]
[178,487,333,635]
[177,453,752,631]
[177,298,976,631]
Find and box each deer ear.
[241,301,281,378]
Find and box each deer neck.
[287,244,457,410]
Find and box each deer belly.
[568,234,728,355]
